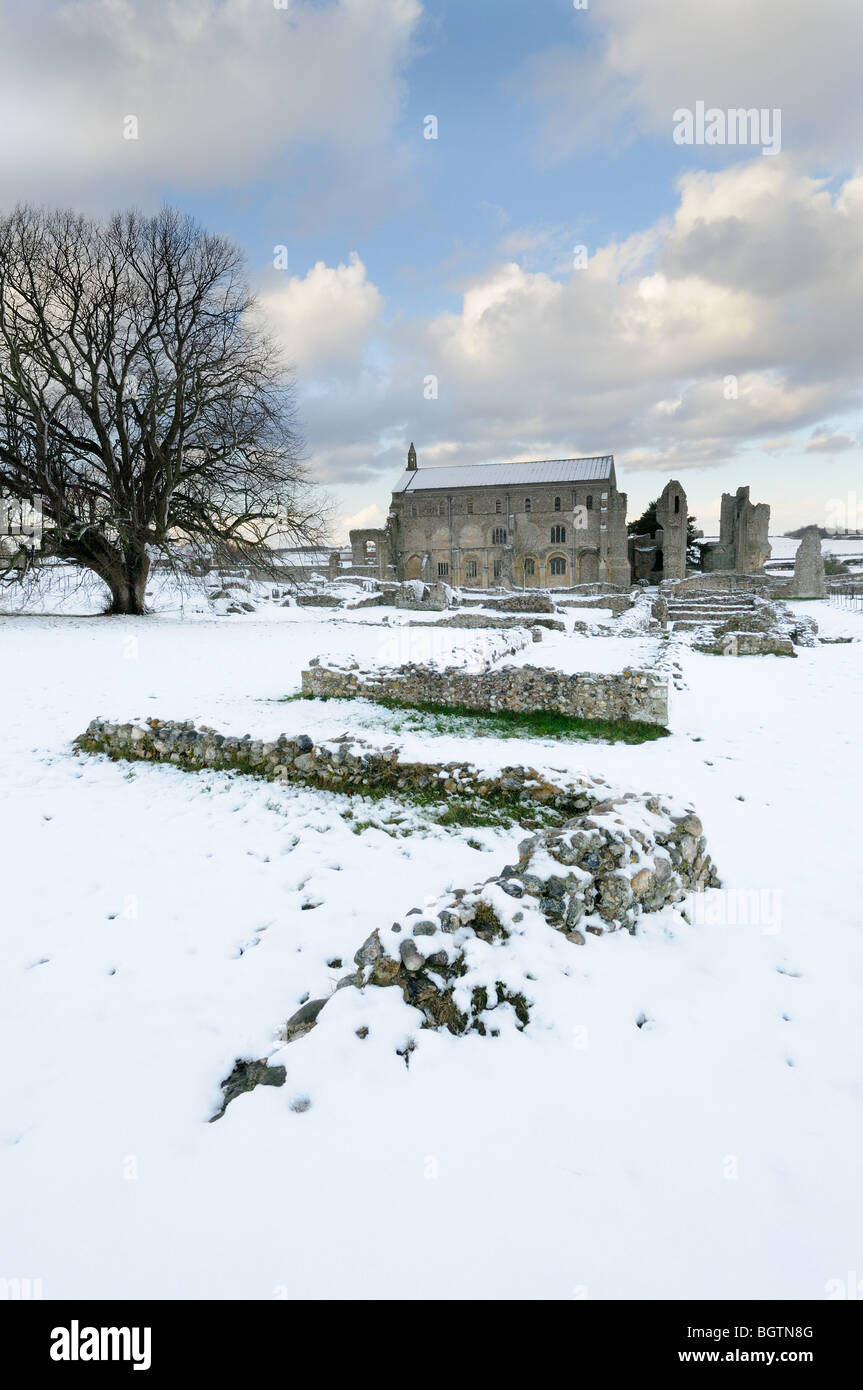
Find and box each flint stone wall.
[457,592,557,613]
[406,612,565,632]
[557,593,633,616]
[662,572,773,597]
[295,593,342,607]
[696,631,797,657]
[75,718,608,814]
[301,660,669,726]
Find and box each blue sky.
[184,1,692,309]
[2,0,863,537]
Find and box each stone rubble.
[213,790,720,1115]
[653,585,819,656]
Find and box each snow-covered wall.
[301,660,670,726]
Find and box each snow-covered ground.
[506,628,660,674]
[1,590,862,1299]
[767,535,863,563]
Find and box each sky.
[2,0,863,538]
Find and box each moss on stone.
[286,694,669,745]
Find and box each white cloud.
[805,432,857,454]
[339,501,386,535]
[0,0,421,201]
[287,160,863,501]
[525,0,863,168]
[260,253,384,376]
[404,161,863,470]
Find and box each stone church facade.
[383,447,631,588]
[348,445,769,589]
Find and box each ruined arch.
[577,550,599,583]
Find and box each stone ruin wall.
[301,660,670,726]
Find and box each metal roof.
[392,456,614,493]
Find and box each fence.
[829,582,863,613]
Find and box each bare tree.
[0,205,326,612]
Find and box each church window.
[554,496,561,511]
[524,497,531,513]
[550,556,567,577]
[492,526,507,545]
[550,525,566,543]
[524,558,535,577]
[437,561,449,578]
[464,559,477,579]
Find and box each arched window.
[550,556,567,577]
[524,497,531,513]
[586,494,593,510]
[674,495,681,514]
[467,499,473,514]
[550,525,566,543]
[554,496,561,512]
[523,558,535,577]
[495,498,502,514]
[492,526,507,545]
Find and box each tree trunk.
[105,551,151,615]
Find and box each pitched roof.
[392,456,614,493]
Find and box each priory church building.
[346,445,744,591]
[371,444,633,588]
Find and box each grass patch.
[79,729,565,833]
[337,780,562,831]
[283,693,667,745]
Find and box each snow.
[316,623,535,675]
[1,583,862,1298]
[768,534,863,561]
[505,629,660,674]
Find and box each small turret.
[407,442,417,471]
